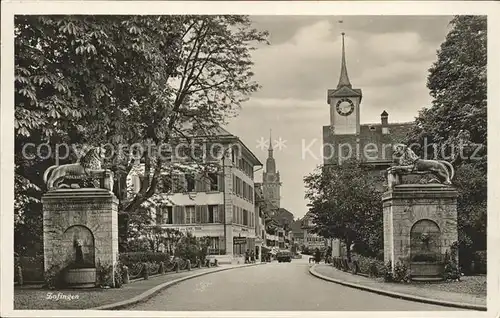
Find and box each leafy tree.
[408,15,486,169]
[304,160,384,261]
[143,226,184,253]
[15,15,268,253]
[405,16,487,268]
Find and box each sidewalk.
[15,263,260,310]
[310,264,487,311]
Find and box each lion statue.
[389,143,455,185]
[43,146,111,191]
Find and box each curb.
[90,263,263,310]
[309,264,487,311]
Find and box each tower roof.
[381,110,388,117]
[266,129,276,173]
[337,32,352,89]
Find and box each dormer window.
[369,125,376,132]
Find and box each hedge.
[473,250,487,274]
[15,255,44,282]
[118,252,173,267]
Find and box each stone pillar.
[383,184,458,272]
[43,188,119,285]
[331,239,341,257]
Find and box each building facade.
[128,127,262,263]
[300,212,328,251]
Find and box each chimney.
[381,110,389,134]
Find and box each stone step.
[411,276,443,282]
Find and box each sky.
[225,15,453,220]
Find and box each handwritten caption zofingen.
[46,292,80,301]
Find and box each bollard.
[175,260,180,273]
[17,265,23,286]
[159,261,165,274]
[187,259,191,271]
[142,262,149,280]
[122,265,129,284]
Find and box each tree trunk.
[345,238,352,262]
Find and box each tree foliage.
[304,160,384,261]
[405,16,487,268]
[14,15,268,254]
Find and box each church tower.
[327,32,362,135]
[262,130,281,210]
[323,33,363,165]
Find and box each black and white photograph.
[1,1,499,317]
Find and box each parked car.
[277,250,292,263]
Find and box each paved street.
[128,257,461,311]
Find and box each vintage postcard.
[1,1,499,317]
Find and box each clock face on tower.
[336,98,355,116]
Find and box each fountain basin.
[410,262,444,281]
[64,268,97,288]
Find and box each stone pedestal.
[331,239,341,257]
[42,188,119,286]
[382,184,458,276]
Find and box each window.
[208,173,218,191]
[243,210,248,226]
[209,237,219,249]
[208,205,219,223]
[160,206,173,224]
[232,175,236,193]
[186,174,195,192]
[185,206,195,224]
[165,206,173,224]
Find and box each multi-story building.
[127,127,262,264]
[301,212,327,251]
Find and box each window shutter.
[201,205,208,223]
[195,205,201,223]
[180,206,185,224]
[218,204,224,223]
[173,206,181,224]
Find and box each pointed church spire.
[266,129,276,173]
[268,129,273,158]
[337,32,352,89]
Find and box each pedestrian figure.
[245,249,250,264]
[250,251,255,263]
[314,248,321,264]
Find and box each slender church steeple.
[266,129,276,173]
[337,32,352,89]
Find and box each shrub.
[393,261,411,283]
[353,254,386,277]
[473,250,487,274]
[119,252,172,267]
[383,261,393,282]
[16,255,44,282]
[96,262,114,287]
[43,264,64,289]
[443,244,462,281]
